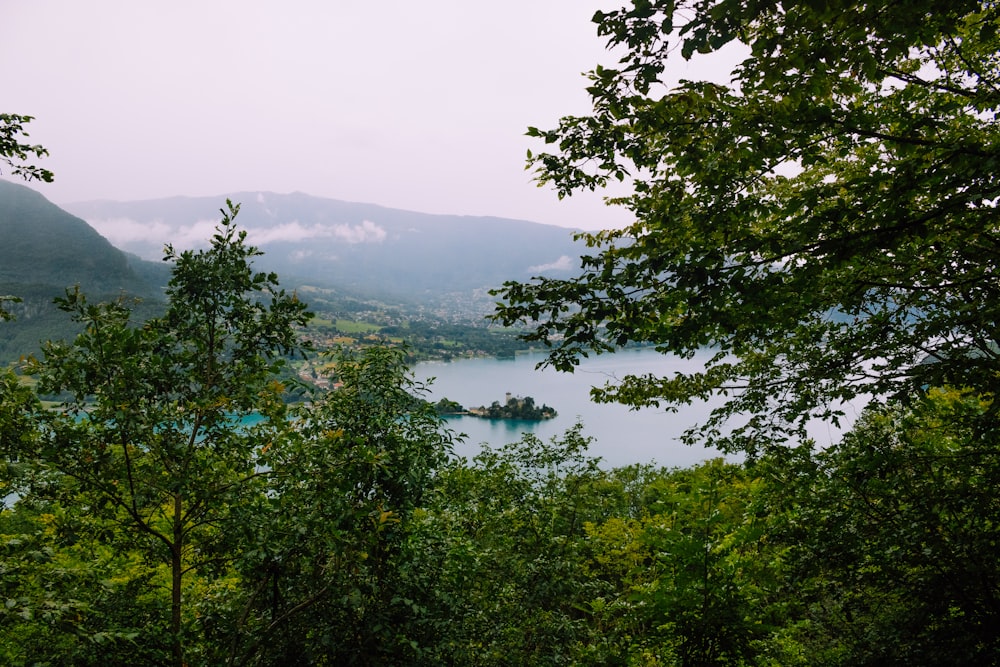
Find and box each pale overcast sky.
[2,1,735,230]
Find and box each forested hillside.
[0,180,165,362]
[0,184,524,366]
[64,191,587,304]
[0,181,146,293]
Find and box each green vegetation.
[333,318,381,334]
[1,113,51,324]
[300,306,532,365]
[0,180,166,364]
[473,394,557,420]
[495,0,1000,455]
[0,113,52,184]
[5,1,1000,662]
[9,203,311,666]
[432,397,464,414]
[433,394,558,420]
[2,201,1000,664]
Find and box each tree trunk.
[172,493,184,667]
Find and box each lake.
[412,347,730,468]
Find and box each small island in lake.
[434,393,557,420]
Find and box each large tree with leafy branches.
[494,0,1000,453]
[13,202,311,667]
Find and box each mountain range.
[63,191,586,301]
[0,180,589,362]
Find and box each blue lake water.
[413,347,729,468]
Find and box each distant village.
[285,297,539,395]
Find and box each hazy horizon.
[3,1,740,232]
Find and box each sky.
[2,1,735,231]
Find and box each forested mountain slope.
[0,180,163,362]
[65,191,587,300]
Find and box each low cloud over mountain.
[64,191,587,300]
[88,216,390,255]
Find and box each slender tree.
[21,201,310,666]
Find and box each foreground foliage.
[0,113,52,185]
[5,203,311,666]
[6,368,998,664]
[494,0,1000,453]
[762,388,1000,665]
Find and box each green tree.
[494,0,1000,453]
[16,202,310,666]
[217,345,452,666]
[578,460,773,666]
[411,425,611,665]
[0,500,168,666]
[761,388,1000,665]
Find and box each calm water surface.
[413,347,728,468]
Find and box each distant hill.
[0,181,156,294]
[64,191,588,302]
[1,185,590,364]
[0,180,164,363]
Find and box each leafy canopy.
[16,202,311,667]
[0,114,52,184]
[494,0,1000,452]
